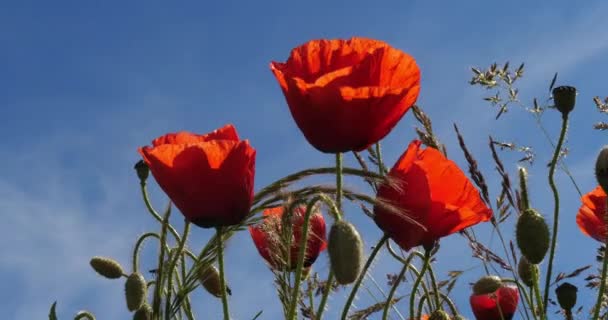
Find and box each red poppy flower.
[470,285,519,320]
[138,124,256,228]
[577,185,607,242]
[270,37,421,153]
[249,206,327,271]
[373,140,492,251]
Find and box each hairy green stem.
[542,114,569,315]
[153,207,171,319]
[315,271,334,319]
[341,235,390,320]
[410,250,432,319]
[217,227,230,320]
[382,258,411,320]
[165,221,190,320]
[140,182,181,242]
[132,232,160,273]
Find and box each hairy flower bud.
[472,275,502,295]
[516,208,550,264]
[134,160,150,183]
[133,303,152,320]
[125,272,147,312]
[552,85,577,116]
[517,256,538,288]
[595,147,608,194]
[555,282,577,311]
[328,220,364,285]
[90,256,124,279]
[198,265,222,298]
[429,310,450,320]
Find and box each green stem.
[341,235,390,320]
[410,250,432,319]
[287,197,320,320]
[533,278,544,320]
[153,206,171,319]
[140,182,181,242]
[375,143,388,175]
[543,113,569,315]
[315,271,334,319]
[336,153,343,212]
[165,221,190,320]
[217,227,230,320]
[382,260,410,320]
[426,250,441,309]
[132,232,160,273]
[593,200,608,320]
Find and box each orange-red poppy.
[138,124,256,228]
[374,140,492,251]
[249,206,327,271]
[577,185,607,242]
[270,37,421,153]
[470,285,519,320]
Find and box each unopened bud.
[328,220,364,285]
[516,208,550,264]
[134,160,149,183]
[133,303,152,320]
[125,272,147,312]
[517,256,539,287]
[429,310,450,320]
[555,282,577,311]
[595,147,608,194]
[552,86,577,116]
[198,265,222,298]
[90,256,124,279]
[472,275,502,295]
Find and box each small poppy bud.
[429,310,450,320]
[555,282,577,311]
[125,272,147,312]
[133,303,152,320]
[134,160,149,183]
[90,256,124,279]
[328,220,364,285]
[552,86,576,116]
[198,265,222,298]
[595,147,608,194]
[517,256,538,288]
[516,208,550,264]
[472,275,502,295]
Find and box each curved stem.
[426,251,441,309]
[165,221,190,320]
[132,232,160,273]
[217,227,230,320]
[287,197,322,320]
[140,182,181,242]
[410,250,432,319]
[416,295,429,320]
[542,114,569,315]
[382,260,411,320]
[341,235,390,320]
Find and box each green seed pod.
[595,147,608,194]
[133,303,152,320]
[517,256,539,288]
[429,310,450,320]
[90,256,124,279]
[472,275,502,295]
[134,160,149,183]
[516,209,550,264]
[125,272,147,312]
[328,220,364,285]
[555,282,577,311]
[552,86,577,116]
[198,265,222,298]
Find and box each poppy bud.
[472,275,502,295]
[517,256,538,288]
[134,160,149,183]
[516,208,550,264]
[328,220,364,285]
[133,303,152,320]
[198,265,222,298]
[429,310,450,320]
[555,282,577,311]
[90,256,124,279]
[595,147,608,194]
[125,272,147,312]
[552,86,576,116]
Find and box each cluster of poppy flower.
[134,37,604,319]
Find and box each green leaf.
[49,301,58,320]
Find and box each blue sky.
[1,1,608,319]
